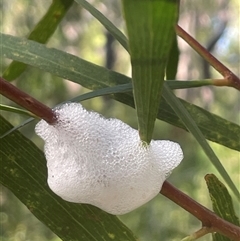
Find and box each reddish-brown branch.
[161,181,240,241]
[176,25,240,91]
[0,77,57,124]
[1,76,239,240]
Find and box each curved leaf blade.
[0,115,138,241]
[3,0,74,81]
[162,84,240,200]
[0,117,35,139]
[75,0,128,51]
[0,84,134,138]
[1,33,240,151]
[0,104,37,118]
[0,80,222,139]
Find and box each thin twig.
[181,227,215,241]
[161,181,240,241]
[0,77,57,124]
[176,25,240,91]
[188,226,214,240]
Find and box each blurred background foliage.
[0,0,239,240]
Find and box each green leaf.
[166,35,179,80]
[0,118,35,139]
[0,104,37,118]
[167,80,213,88]
[162,84,240,200]
[72,0,216,91]
[1,33,240,152]
[0,84,134,138]
[0,115,138,241]
[205,174,240,241]
[122,0,179,143]
[70,83,133,102]
[0,80,212,138]
[75,0,128,51]
[212,232,230,241]
[0,79,225,140]
[3,0,74,81]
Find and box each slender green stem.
[176,25,240,91]
[181,227,214,241]
[0,77,56,124]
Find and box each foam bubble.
[35,103,183,215]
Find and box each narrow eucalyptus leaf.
[0,115,138,241]
[75,0,128,51]
[1,33,239,151]
[205,174,239,241]
[162,84,240,200]
[3,0,74,81]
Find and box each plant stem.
[176,25,240,91]
[181,227,214,241]
[161,181,240,241]
[1,75,239,240]
[0,77,57,124]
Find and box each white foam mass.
[35,103,183,215]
